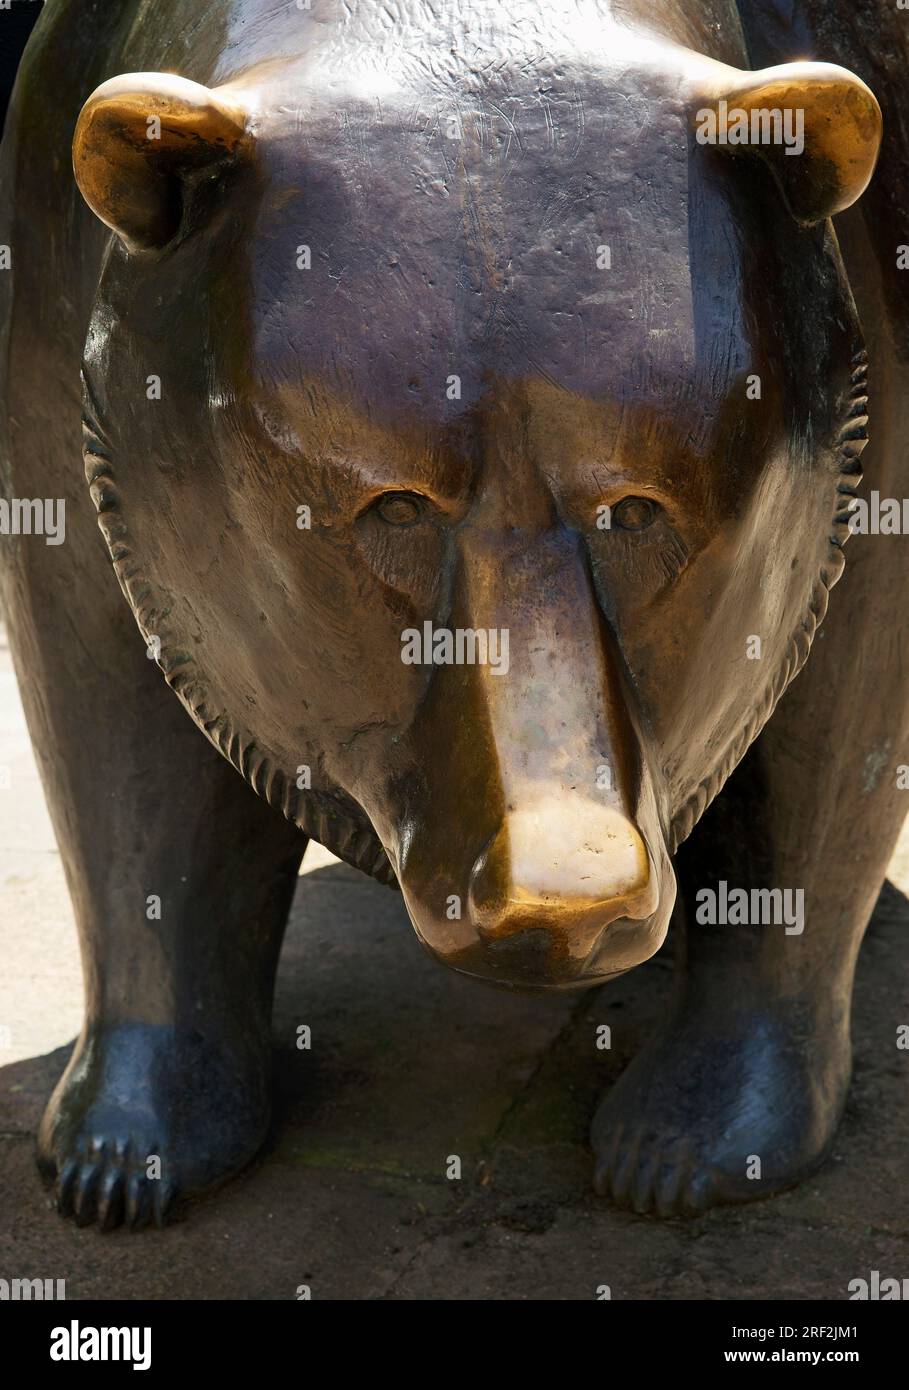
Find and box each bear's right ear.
[694,61,882,226]
[73,72,250,253]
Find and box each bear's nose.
[467,796,658,957]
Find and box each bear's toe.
[48,1135,176,1232]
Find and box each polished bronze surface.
[74,73,250,253]
[0,0,905,1222]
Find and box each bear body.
[1,0,907,1224]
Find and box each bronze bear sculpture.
[0,0,906,1228]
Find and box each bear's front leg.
[591,551,909,1214]
[590,872,853,1217]
[30,671,305,1229]
[4,526,305,1228]
[590,751,859,1215]
[31,688,305,1229]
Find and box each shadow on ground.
[1,866,907,1299]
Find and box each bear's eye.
[374,492,425,527]
[612,496,659,531]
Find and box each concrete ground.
[1,623,907,1300]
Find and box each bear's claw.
[49,1136,177,1231]
[591,1014,849,1217]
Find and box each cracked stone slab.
[270,861,577,1180]
[0,1134,452,1301]
[383,1198,909,1300]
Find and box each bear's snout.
[465,797,660,984]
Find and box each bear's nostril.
[484,928,552,960]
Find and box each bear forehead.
[223,0,727,95]
[238,65,753,429]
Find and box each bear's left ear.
[695,62,882,226]
[73,72,250,253]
